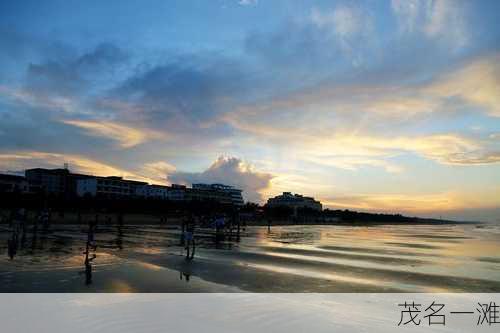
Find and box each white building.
[76,177,244,206]
[77,176,147,198]
[192,183,244,206]
[136,184,170,199]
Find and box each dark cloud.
[76,43,127,68]
[25,42,128,97]
[111,54,250,125]
[244,7,378,81]
[168,156,274,203]
[0,100,113,157]
[26,61,84,96]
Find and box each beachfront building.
[136,184,170,199]
[192,183,244,206]
[76,176,147,198]
[168,184,187,201]
[266,192,322,214]
[21,166,245,206]
[25,168,69,194]
[25,168,91,196]
[0,174,29,193]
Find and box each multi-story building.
[25,168,68,194]
[167,184,186,201]
[266,192,322,214]
[192,183,244,206]
[25,168,91,196]
[136,184,170,199]
[76,176,147,198]
[22,167,245,206]
[0,174,29,193]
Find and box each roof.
[0,174,26,182]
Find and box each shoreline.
[0,209,481,226]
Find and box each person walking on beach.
[7,228,18,260]
[184,215,196,260]
[214,215,225,246]
[81,217,98,285]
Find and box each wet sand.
[0,223,499,292]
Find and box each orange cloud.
[62,119,167,148]
[0,151,155,183]
[321,189,500,215]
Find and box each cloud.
[238,0,257,6]
[61,119,166,148]
[234,52,500,122]
[310,5,373,62]
[139,161,176,185]
[111,54,248,127]
[322,189,500,216]
[305,156,403,173]
[299,133,500,171]
[168,156,274,202]
[0,3,498,222]
[0,151,153,183]
[246,5,376,72]
[76,43,127,68]
[219,53,500,170]
[424,54,500,117]
[424,0,468,48]
[0,42,130,120]
[391,0,469,50]
[390,0,422,34]
[25,42,128,97]
[224,105,500,168]
[0,85,81,115]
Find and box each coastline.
[0,210,480,226]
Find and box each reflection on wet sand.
[0,223,499,292]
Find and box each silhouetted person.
[185,216,195,260]
[82,223,97,286]
[84,253,95,286]
[116,224,123,250]
[214,215,225,246]
[7,209,24,259]
[7,231,18,260]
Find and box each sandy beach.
[0,223,499,292]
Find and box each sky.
[0,0,499,222]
